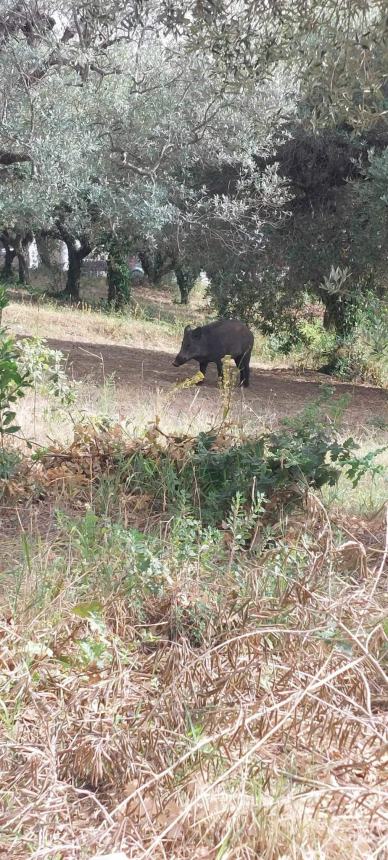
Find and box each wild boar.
[172,318,254,387]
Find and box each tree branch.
[0,150,32,165]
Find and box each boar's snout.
[172,353,185,367]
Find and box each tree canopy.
[0,0,387,322]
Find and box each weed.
[0,288,31,477]
[17,336,77,407]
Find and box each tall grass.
[0,486,386,859]
[0,398,387,858]
[0,297,386,859]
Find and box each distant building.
[0,238,145,280]
[0,238,39,269]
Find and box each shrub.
[17,336,77,406]
[20,393,385,533]
[0,288,31,476]
[264,292,387,386]
[107,240,132,310]
[125,391,383,526]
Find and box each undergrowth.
[0,483,386,859]
[266,293,388,386]
[0,354,387,858]
[5,388,381,528]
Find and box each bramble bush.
[124,390,386,527]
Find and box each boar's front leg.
[198,361,208,384]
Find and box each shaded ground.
[48,336,387,431]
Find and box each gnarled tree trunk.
[66,245,84,301]
[321,290,354,337]
[56,223,91,301]
[0,232,16,279]
[14,232,33,286]
[139,246,177,286]
[35,233,53,270]
[107,243,131,310]
[175,264,193,305]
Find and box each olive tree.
[2,0,386,327]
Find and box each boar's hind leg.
[242,352,251,387]
[235,352,251,387]
[216,360,223,383]
[198,361,208,383]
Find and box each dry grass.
[0,427,387,860]
[11,374,388,523]
[3,294,291,369]
[13,381,229,451]
[3,298,183,353]
[1,293,387,859]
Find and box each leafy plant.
[333,442,387,487]
[0,285,9,324]
[0,335,31,476]
[0,289,31,471]
[17,337,77,407]
[123,389,381,527]
[225,490,266,549]
[106,238,132,311]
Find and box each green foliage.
[264,316,337,359]
[107,240,132,311]
[262,292,387,386]
[53,507,225,645]
[0,449,20,480]
[333,443,387,488]
[319,291,388,385]
[126,392,381,527]
[225,490,266,550]
[0,289,31,472]
[0,0,386,379]
[57,509,171,603]
[0,333,30,473]
[17,337,77,406]
[0,285,9,322]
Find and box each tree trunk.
[0,230,16,279]
[14,234,31,285]
[175,265,192,305]
[321,291,353,337]
[56,229,91,301]
[35,233,53,270]
[139,247,176,286]
[107,248,130,310]
[17,250,30,285]
[318,290,360,374]
[107,253,119,308]
[2,244,15,279]
[138,250,153,283]
[65,245,83,301]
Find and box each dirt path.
[47,336,387,432]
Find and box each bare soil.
[48,336,387,432]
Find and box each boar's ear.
[184,324,192,333]
[192,327,201,339]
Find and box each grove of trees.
[0,0,387,334]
